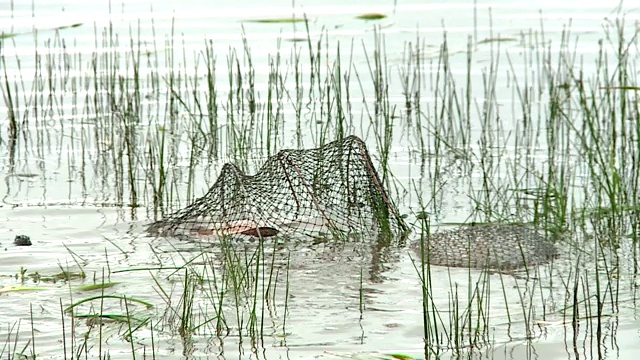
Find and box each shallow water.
[2,205,638,359]
[2,0,640,359]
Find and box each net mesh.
[147,135,408,239]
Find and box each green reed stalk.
[123,295,137,360]
[205,40,220,158]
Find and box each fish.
[191,221,279,238]
[239,227,279,237]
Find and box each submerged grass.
[1,7,640,360]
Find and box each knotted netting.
[147,135,408,239]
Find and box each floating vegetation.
[74,313,150,326]
[0,23,82,40]
[5,173,39,178]
[286,37,309,42]
[65,295,154,313]
[476,37,518,44]
[355,13,387,20]
[54,22,83,30]
[244,17,306,24]
[0,286,47,294]
[384,354,419,360]
[13,268,87,283]
[325,352,420,360]
[600,85,640,90]
[75,282,120,292]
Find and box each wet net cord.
[148,135,408,239]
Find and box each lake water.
[1,0,640,359]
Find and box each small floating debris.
[54,23,83,31]
[23,270,86,283]
[14,235,32,246]
[244,18,306,24]
[75,313,147,326]
[355,13,387,20]
[1,23,81,40]
[5,173,39,181]
[286,37,310,43]
[477,37,518,44]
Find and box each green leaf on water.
[385,354,418,360]
[600,86,640,91]
[356,13,387,20]
[76,282,120,291]
[74,313,147,324]
[65,295,154,313]
[244,18,306,24]
[55,23,83,30]
[347,353,420,360]
[0,286,48,294]
[0,33,17,39]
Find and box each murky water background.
[2,0,640,359]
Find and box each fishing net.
[147,135,408,240]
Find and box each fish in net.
[147,135,408,239]
[412,224,559,270]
